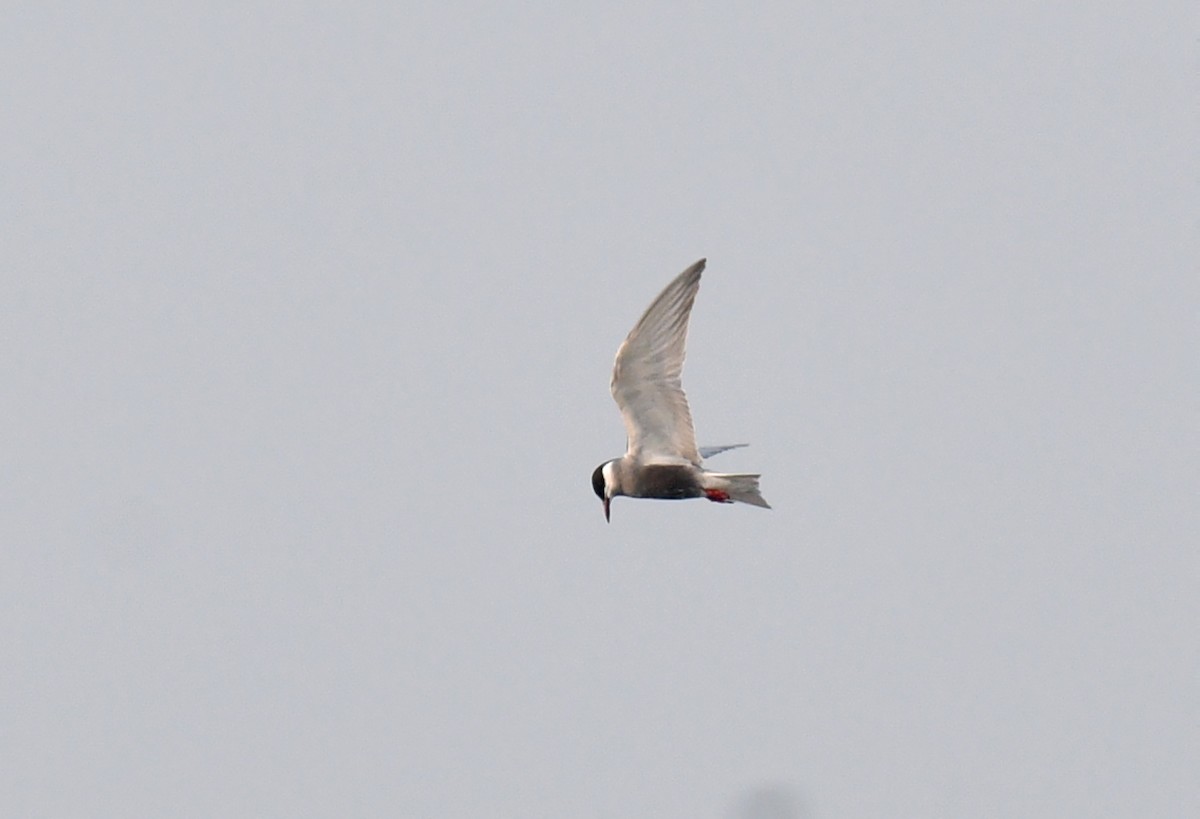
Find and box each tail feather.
[703,472,771,509]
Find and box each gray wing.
[610,259,706,464]
[699,443,748,459]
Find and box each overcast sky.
[3,3,1195,817]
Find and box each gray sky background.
[3,3,1195,817]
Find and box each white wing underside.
[610,259,706,465]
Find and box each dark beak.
[603,497,611,522]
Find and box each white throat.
[602,460,618,496]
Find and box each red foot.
[704,488,732,503]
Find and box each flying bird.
[591,259,770,521]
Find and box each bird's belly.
[630,465,703,500]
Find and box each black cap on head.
[591,464,606,500]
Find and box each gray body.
[592,259,770,521]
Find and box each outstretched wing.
[699,443,748,459]
[610,259,706,464]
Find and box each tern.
[591,259,770,521]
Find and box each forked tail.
[701,472,771,509]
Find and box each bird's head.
[591,460,618,522]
